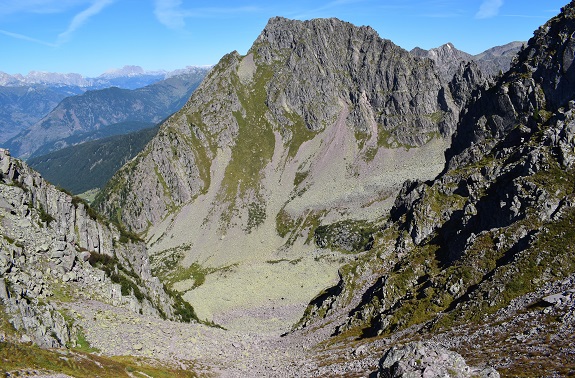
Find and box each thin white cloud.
[0,29,57,47]
[57,0,115,44]
[0,0,114,46]
[153,0,260,30]
[475,0,504,19]
[153,0,185,29]
[0,0,87,15]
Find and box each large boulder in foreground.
[377,341,499,378]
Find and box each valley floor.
[7,271,572,377]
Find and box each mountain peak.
[257,16,381,50]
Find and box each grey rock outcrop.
[411,43,474,83]
[0,148,186,347]
[377,342,499,378]
[473,41,525,77]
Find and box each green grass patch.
[0,340,197,377]
[38,204,55,226]
[71,330,99,353]
[293,170,309,187]
[276,208,298,238]
[215,63,276,229]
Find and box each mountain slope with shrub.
[3,3,575,376]
[93,16,493,332]
[293,2,575,375]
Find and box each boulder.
[0,278,9,301]
[377,341,499,378]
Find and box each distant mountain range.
[2,66,211,158]
[0,85,84,143]
[0,65,212,90]
[0,66,211,144]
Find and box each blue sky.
[0,0,567,77]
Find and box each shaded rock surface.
[292,2,575,376]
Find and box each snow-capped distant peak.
[99,65,166,79]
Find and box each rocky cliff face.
[294,2,575,375]
[0,149,191,348]
[97,17,476,233]
[473,41,526,77]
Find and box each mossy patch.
[214,62,275,231]
[0,340,197,377]
[314,219,376,252]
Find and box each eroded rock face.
[411,41,524,83]
[0,149,181,347]
[377,342,499,378]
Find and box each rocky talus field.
[3,2,575,377]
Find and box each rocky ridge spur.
[0,148,188,349]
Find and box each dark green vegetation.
[30,120,156,158]
[28,124,158,194]
[314,219,375,252]
[88,252,146,301]
[0,342,197,377]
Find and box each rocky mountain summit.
[93,15,492,337]
[3,2,575,377]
